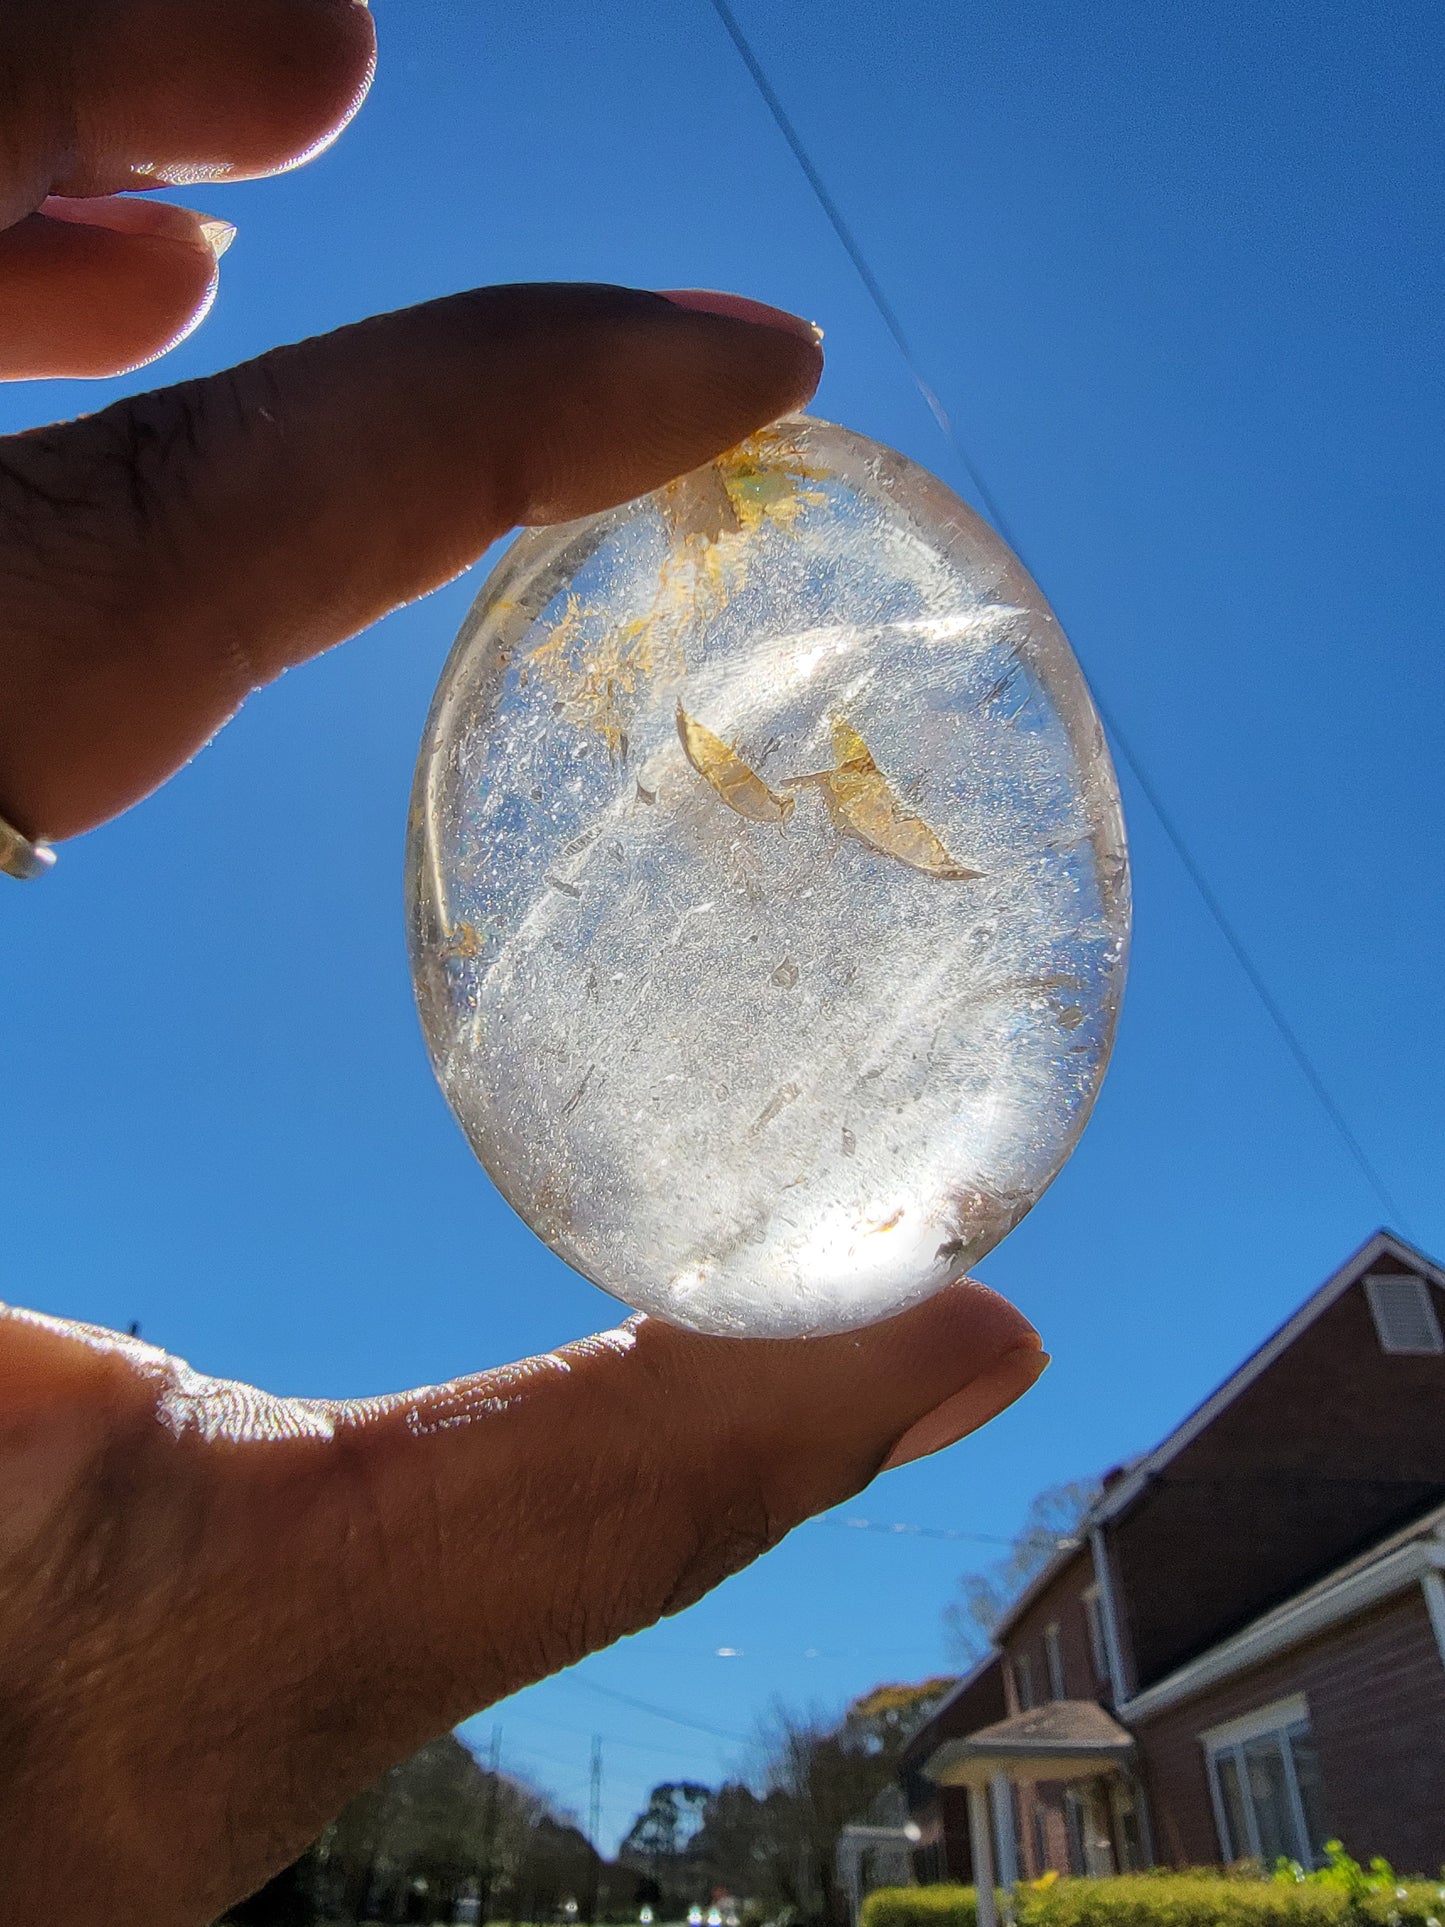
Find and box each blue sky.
[2,0,1442,1853]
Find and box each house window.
[1013,1652,1036,1710]
[1364,1273,1444,1356]
[1044,1622,1066,1700]
[1202,1696,1329,1868]
[1082,1586,1110,1683]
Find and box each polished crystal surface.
[407,419,1129,1337]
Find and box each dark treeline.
[221,1682,951,1927]
[222,1733,605,1927]
[223,1488,1090,1927]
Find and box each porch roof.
[922,1699,1135,1788]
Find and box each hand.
[0,3,1048,1918]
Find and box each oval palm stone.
[406,418,1129,1337]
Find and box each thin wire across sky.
[702,0,1411,1238]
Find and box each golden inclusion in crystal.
[406,418,1130,1337]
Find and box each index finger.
[0,284,823,841]
[0,0,375,216]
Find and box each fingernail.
[40,196,237,261]
[198,218,237,260]
[881,1346,1050,1471]
[659,289,823,347]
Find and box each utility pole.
[587,1736,604,1925]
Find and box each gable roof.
[963,1698,1133,1753]
[924,1699,1134,1786]
[1091,1229,1444,1526]
[982,1537,1092,1648]
[983,1231,1443,1649]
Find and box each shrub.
[1019,1874,1353,1927]
[859,1863,1445,1927]
[863,1886,986,1927]
[1272,1841,1445,1927]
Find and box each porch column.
[968,1784,998,1927]
[990,1774,1019,1891]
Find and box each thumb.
[343,1283,1046,1677]
[0,1284,1042,1918]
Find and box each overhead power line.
[573,1678,752,1745]
[837,1516,1079,1549]
[503,1706,730,1761]
[702,0,1411,1239]
[702,0,1004,535]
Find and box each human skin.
[0,3,1048,1917]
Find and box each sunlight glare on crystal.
[406,418,1130,1337]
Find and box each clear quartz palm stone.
[406,417,1129,1338]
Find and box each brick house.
[900,1230,1445,1898]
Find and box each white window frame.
[1044,1621,1066,1700]
[1201,1695,1317,1867]
[1082,1585,1109,1683]
[1013,1651,1036,1711]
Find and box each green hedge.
[864,1886,990,1927]
[862,1874,1445,1927]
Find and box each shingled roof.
[922,1699,1134,1787]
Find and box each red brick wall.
[994,1556,1130,1878]
[1002,1551,1110,1710]
[1017,1782,1079,1878]
[1111,1267,1445,1689]
[1135,1588,1445,1873]
[902,1660,1008,1883]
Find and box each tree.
[509,1813,602,1926]
[843,1679,957,1764]
[222,1731,568,1926]
[754,1698,932,1927]
[616,1781,713,1915]
[689,1781,782,1902]
[222,1851,325,1927]
[612,1682,959,1927]
[619,1781,711,1877]
[943,1478,1100,1662]
[308,1732,514,1921]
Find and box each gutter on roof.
[1119,1538,1445,1724]
[983,1537,1091,1647]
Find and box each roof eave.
[1119,1531,1445,1723]
[898,1651,1005,1760]
[925,1738,1135,1788]
[985,1538,1092,1646]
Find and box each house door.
[1083,1783,1118,1876]
[1064,1787,1117,1877]
[1108,1779,1145,1872]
